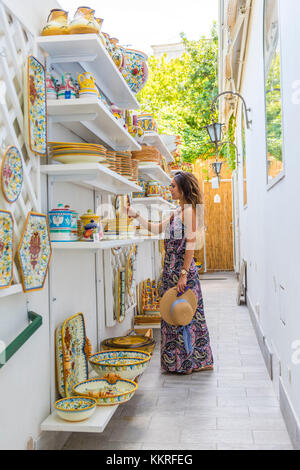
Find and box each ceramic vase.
[41,9,69,36]
[137,114,158,134]
[121,48,149,94]
[146,181,162,198]
[69,6,99,35]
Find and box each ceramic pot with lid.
[48,204,79,242]
[79,209,103,242]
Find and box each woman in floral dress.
[127,172,213,374]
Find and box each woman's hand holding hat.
[177,274,187,294]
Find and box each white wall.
[235,0,300,421]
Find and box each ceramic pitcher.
[41,9,69,36]
[78,72,99,98]
[69,6,99,35]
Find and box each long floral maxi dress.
[160,212,214,373]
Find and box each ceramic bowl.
[73,376,138,406]
[89,350,151,380]
[54,397,96,422]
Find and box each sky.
[59,0,219,55]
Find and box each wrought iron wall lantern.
[203,91,250,178]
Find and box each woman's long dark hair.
[174,171,203,208]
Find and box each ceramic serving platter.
[17,212,52,292]
[103,335,155,349]
[0,210,14,290]
[55,312,90,398]
[73,377,137,406]
[1,146,23,203]
[25,56,47,155]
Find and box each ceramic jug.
[109,38,125,71]
[41,9,69,36]
[69,6,99,35]
[78,72,99,99]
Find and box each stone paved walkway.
[63,273,293,450]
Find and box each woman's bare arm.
[126,206,173,235]
[182,206,197,271]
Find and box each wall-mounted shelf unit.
[140,133,174,162]
[132,197,176,210]
[0,284,23,299]
[47,99,141,151]
[51,239,145,251]
[138,164,172,186]
[40,163,142,194]
[37,34,139,110]
[41,405,119,433]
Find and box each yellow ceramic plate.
[50,149,106,156]
[52,154,107,164]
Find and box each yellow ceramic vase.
[69,6,100,35]
[41,9,69,36]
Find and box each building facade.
[219,0,300,448]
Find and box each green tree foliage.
[137,23,219,163]
[265,53,282,161]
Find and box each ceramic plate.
[26,56,47,155]
[1,146,23,203]
[17,212,52,292]
[52,155,107,164]
[55,313,90,398]
[0,211,14,289]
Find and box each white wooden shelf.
[40,163,142,194]
[138,164,172,186]
[51,239,145,251]
[41,406,118,433]
[37,34,139,110]
[140,133,174,162]
[0,284,23,298]
[47,99,141,151]
[134,323,161,330]
[132,197,176,210]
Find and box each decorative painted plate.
[26,56,47,155]
[55,312,91,398]
[1,146,23,203]
[0,211,14,289]
[17,212,52,292]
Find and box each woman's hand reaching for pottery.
[126,205,138,219]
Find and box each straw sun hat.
[160,287,197,326]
